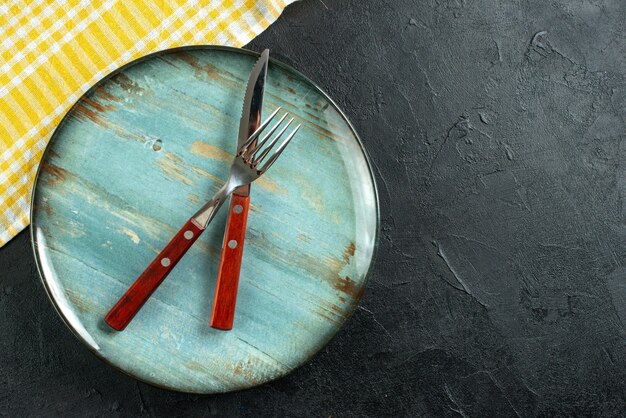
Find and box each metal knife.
[210,49,269,330]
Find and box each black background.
[2,0,626,416]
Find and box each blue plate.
[31,46,379,393]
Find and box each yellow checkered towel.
[0,0,295,247]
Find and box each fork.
[104,107,300,331]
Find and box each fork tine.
[258,124,301,173]
[239,107,281,154]
[252,118,294,165]
[249,113,289,159]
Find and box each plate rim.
[30,44,381,394]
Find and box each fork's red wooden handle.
[104,218,204,331]
[210,193,250,330]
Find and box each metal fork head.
[229,107,300,187]
[192,109,300,228]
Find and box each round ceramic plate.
[31,46,378,393]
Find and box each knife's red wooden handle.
[104,218,204,331]
[210,193,250,330]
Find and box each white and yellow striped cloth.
[0,0,295,247]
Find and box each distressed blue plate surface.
[31,46,378,393]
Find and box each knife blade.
[210,49,269,330]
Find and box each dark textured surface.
[2,0,626,416]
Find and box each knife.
[210,49,269,330]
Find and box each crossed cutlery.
[104,107,300,331]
